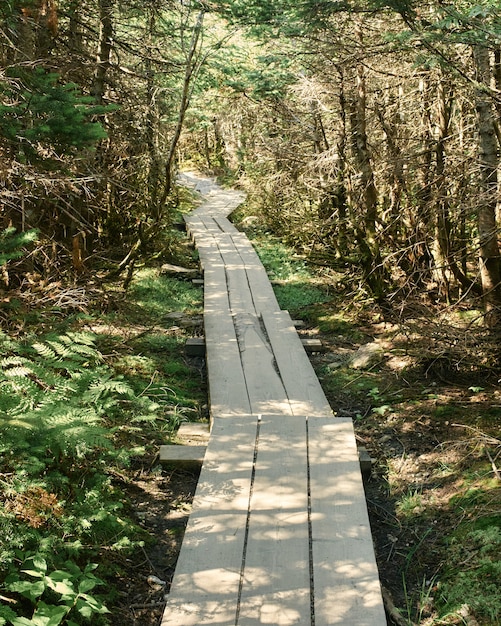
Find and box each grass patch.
[127,268,202,320]
[438,515,501,623]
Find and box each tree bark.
[92,0,113,104]
[347,43,387,301]
[158,9,205,213]
[473,45,501,326]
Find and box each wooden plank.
[301,338,326,353]
[234,312,293,416]
[308,418,386,626]
[230,232,281,312]
[238,415,311,625]
[177,422,210,446]
[213,215,240,235]
[214,234,256,314]
[261,311,333,417]
[159,445,206,468]
[185,337,205,357]
[203,264,251,418]
[161,416,258,626]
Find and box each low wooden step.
[301,337,327,353]
[185,337,205,357]
[159,445,206,469]
[185,335,326,357]
[176,422,210,446]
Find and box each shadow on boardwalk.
[161,173,387,626]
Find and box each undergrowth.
[0,244,204,624]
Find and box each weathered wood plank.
[308,418,386,626]
[233,312,293,416]
[238,415,311,626]
[261,311,333,417]
[161,416,258,626]
[230,232,281,312]
[203,264,251,418]
[159,445,206,468]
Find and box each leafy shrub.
[0,69,110,162]
[0,555,108,626]
[0,228,38,269]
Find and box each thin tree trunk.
[158,9,205,213]
[473,45,501,326]
[92,0,113,104]
[145,10,161,213]
[68,0,83,53]
[348,42,387,301]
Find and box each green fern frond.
[45,340,74,357]
[31,342,57,361]
[0,356,32,368]
[88,378,134,398]
[65,331,98,346]
[1,377,40,401]
[3,366,36,378]
[68,343,103,362]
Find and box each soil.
[111,463,200,626]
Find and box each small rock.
[348,342,384,370]
[147,575,166,589]
[327,360,344,370]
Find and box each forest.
[1,0,500,625]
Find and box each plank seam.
[306,416,316,626]
[235,414,261,625]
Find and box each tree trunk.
[68,0,83,53]
[145,10,161,213]
[347,47,387,301]
[92,0,113,104]
[158,9,205,213]
[473,45,501,326]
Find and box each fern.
[0,332,133,469]
[0,328,150,603]
[0,227,38,267]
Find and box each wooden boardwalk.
[161,173,387,626]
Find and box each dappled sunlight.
[162,594,239,625]
[239,586,311,625]
[163,175,385,625]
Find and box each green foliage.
[0,69,111,161]
[0,229,38,268]
[127,268,202,319]
[1,554,108,625]
[217,50,296,100]
[0,331,135,469]
[439,517,501,622]
[0,330,146,622]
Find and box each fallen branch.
[381,586,417,626]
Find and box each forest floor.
[109,284,500,626]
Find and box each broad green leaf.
[77,578,97,594]
[33,602,67,626]
[46,576,75,598]
[10,617,34,626]
[7,580,46,601]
